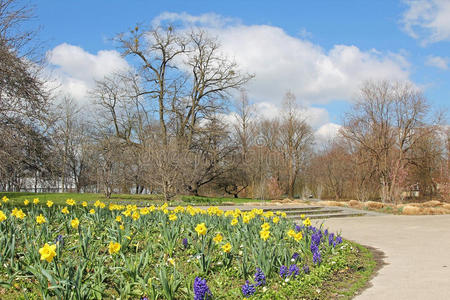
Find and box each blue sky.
[32,0,449,136]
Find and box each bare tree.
[278,92,314,199]
[341,80,440,202]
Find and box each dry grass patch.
[365,201,384,209]
[402,205,422,215]
[422,200,442,207]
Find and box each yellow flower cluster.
[36,214,46,224]
[260,222,271,241]
[94,200,106,209]
[11,208,26,219]
[66,198,76,206]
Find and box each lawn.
[0,195,375,299]
[1,192,261,207]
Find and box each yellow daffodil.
[46,200,54,208]
[0,210,7,222]
[94,200,105,208]
[261,222,271,231]
[300,214,305,219]
[66,198,76,206]
[168,258,175,266]
[231,218,238,226]
[36,214,46,224]
[122,210,131,217]
[17,210,26,219]
[108,241,121,254]
[33,198,39,204]
[12,208,26,219]
[303,218,311,227]
[71,217,80,229]
[11,207,18,216]
[287,229,296,238]
[115,215,122,222]
[120,224,124,230]
[61,207,69,214]
[89,209,95,214]
[169,214,177,221]
[39,243,56,263]
[242,215,251,224]
[272,216,280,224]
[82,201,88,207]
[1,196,8,203]
[294,231,303,242]
[195,223,207,236]
[222,242,232,253]
[213,233,223,244]
[132,211,140,221]
[260,230,270,241]
[23,199,29,206]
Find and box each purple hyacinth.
[313,249,322,265]
[324,229,328,236]
[241,280,256,296]
[310,242,318,253]
[55,234,64,247]
[328,233,335,246]
[336,236,343,245]
[303,264,310,274]
[194,277,212,300]
[291,252,299,261]
[182,238,188,249]
[288,264,300,277]
[295,224,302,232]
[254,267,266,286]
[141,297,149,300]
[311,232,321,246]
[279,265,288,278]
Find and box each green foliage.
[0,197,375,299]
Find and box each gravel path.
[319,215,450,300]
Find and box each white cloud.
[425,55,449,69]
[315,122,341,140]
[47,43,130,103]
[152,12,238,29]
[253,102,330,129]
[155,12,411,106]
[402,0,450,45]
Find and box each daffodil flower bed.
[0,195,371,299]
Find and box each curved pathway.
[319,214,450,300]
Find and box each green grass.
[180,195,261,205]
[1,192,262,207]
